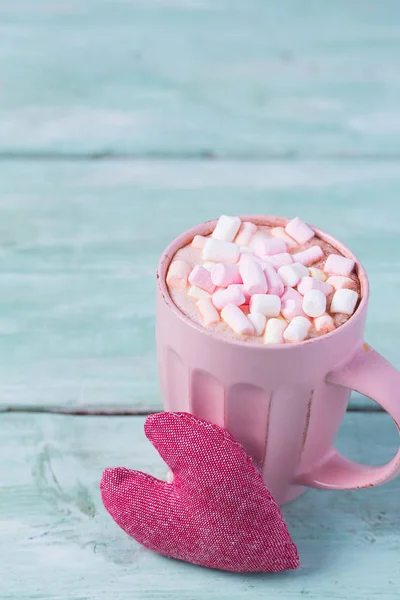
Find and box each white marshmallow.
[196,297,220,326]
[249,294,281,317]
[330,289,359,315]
[309,267,327,282]
[212,215,241,242]
[203,262,215,271]
[202,238,240,264]
[166,260,191,290]
[248,312,267,336]
[191,235,207,249]
[302,289,327,318]
[264,318,287,344]
[235,221,257,246]
[278,263,305,287]
[188,286,211,301]
[292,263,309,279]
[283,316,311,343]
[221,304,254,335]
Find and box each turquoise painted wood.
[1,1,400,156]
[0,160,399,411]
[1,411,399,598]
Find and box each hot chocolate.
[166,216,361,344]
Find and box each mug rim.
[156,215,369,349]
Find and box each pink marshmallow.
[285,217,315,245]
[263,253,293,270]
[292,245,324,266]
[239,260,268,296]
[221,304,254,335]
[211,263,242,287]
[297,276,333,297]
[212,285,246,310]
[166,260,192,290]
[235,221,257,246]
[253,237,287,257]
[280,287,306,320]
[188,265,216,294]
[324,254,355,276]
[270,226,298,248]
[263,262,284,296]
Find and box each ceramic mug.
[156,215,400,505]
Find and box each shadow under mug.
[156,215,400,505]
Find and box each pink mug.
[156,215,400,505]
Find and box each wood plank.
[1,411,400,598]
[0,159,399,411]
[1,1,400,156]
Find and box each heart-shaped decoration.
[101,412,299,572]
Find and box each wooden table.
[1,2,399,598]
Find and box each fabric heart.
[100,411,299,572]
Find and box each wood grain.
[1,411,399,599]
[0,1,399,156]
[0,159,398,411]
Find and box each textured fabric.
[100,411,299,572]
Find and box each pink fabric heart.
[100,412,299,572]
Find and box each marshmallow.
[278,263,306,287]
[202,238,240,264]
[239,260,268,296]
[248,312,267,336]
[230,284,251,304]
[302,289,327,318]
[283,316,311,343]
[235,221,257,246]
[280,287,306,320]
[297,276,333,297]
[221,304,254,335]
[191,235,207,249]
[263,262,284,296]
[188,265,216,294]
[292,263,309,279]
[326,275,355,290]
[203,262,215,271]
[270,227,298,248]
[263,253,293,269]
[330,289,359,315]
[314,314,335,334]
[285,217,315,245]
[188,286,211,301]
[212,215,241,242]
[309,267,327,281]
[211,263,242,287]
[249,294,281,317]
[239,246,252,254]
[196,297,220,326]
[264,318,287,344]
[253,237,287,257]
[212,285,246,310]
[166,260,191,290]
[249,230,272,252]
[292,245,324,266]
[324,254,355,276]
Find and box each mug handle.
[296,343,400,490]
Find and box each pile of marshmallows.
[167,216,359,343]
